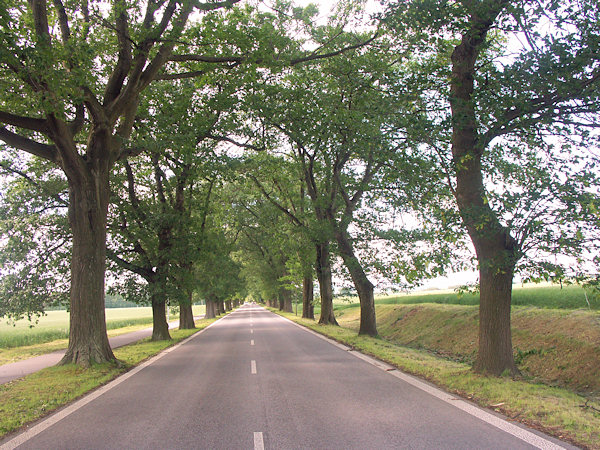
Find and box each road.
[1,305,572,449]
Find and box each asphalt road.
[1,305,573,450]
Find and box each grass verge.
[0,317,217,440]
[270,309,600,449]
[0,305,206,349]
[0,323,166,366]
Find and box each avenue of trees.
[1,0,599,376]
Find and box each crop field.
[0,305,205,349]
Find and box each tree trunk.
[474,261,517,375]
[449,9,519,375]
[281,290,293,313]
[334,228,377,336]
[60,163,115,366]
[225,299,232,311]
[316,242,337,325]
[205,298,216,319]
[151,295,171,341]
[179,292,195,329]
[302,276,314,319]
[216,299,225,315]
[278,294,285,311]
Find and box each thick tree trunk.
[278,294,285,311]
[60,164,115,366]
[449,7,519,376]
[151,295,171,341]
[334,228,377,336]
[225,299,232,311]
[280,290,293,313]
[205,298,216,319]
[302,276,314,319]
[474,261,517,375]
[316,242,337,325]
[179,292,195,329]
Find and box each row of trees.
[1,0,599,376]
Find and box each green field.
[0,305,205,349]
[331,283,599,312]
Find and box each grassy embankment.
[275,284,600,448]
[0,305,205,365]
[0,314,219,440]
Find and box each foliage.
[0,147,70,321]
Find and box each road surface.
[1,305,572,449]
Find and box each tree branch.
[0,111,48,132]
[193,0,241,12]
[0,127,58,162]
[0,161,68,207]
[104,4,132,104]
[290,32,379,66]
[107,249,154,280]
[51,0,71,44]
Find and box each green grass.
[360,284,598,310]
[334,303,600,392]
[0,318,217,439]
[271,309,600,449]
[0,305,206,349]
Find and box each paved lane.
[1,305,572,449]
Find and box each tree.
[383,0,600,374]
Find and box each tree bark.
[225,299,232,311]
[205,298,216,319]
[60,160,115,366]
[449,1,518,375]
[316,242,338,325]
[302,275,314,319]
[151,295,171,341]
[179,292,195,329]
[216,298,225,315]
[474,260,517,375]
[280,289,293,313]
[334,228,377,336]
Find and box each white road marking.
[254,432,264,450]
[271,308,567,450]
[250,329,253,334]
[251,340,255,345]
[251,360,257,374]
[0,315,229,450]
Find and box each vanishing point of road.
[1,305,574,449]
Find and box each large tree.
[384,0,600,374]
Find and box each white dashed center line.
[251,339,255,345]
[254,432,264,450]
[251,360,257,374]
